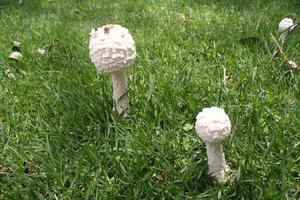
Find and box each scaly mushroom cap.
[278,18,295,33]
[195,107,231,144]
[89,24,136,73]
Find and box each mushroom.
[9,41,22,60]
[12,41,21,52]
[9,51,23,61]
[278,18,296,42]
[195,107,231,182]
[89,24,136,114]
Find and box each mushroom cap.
[9,51,23,60]
[195,107,231,144]
[89,24,136,73]
[278,18,295,33]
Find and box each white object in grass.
[89,24,136,114]
[9,51,22,61]
[278,18,296,42]
[287,60,299,70]
[4,69,16,80]
[195,107,231,182]
[37,48,46,55]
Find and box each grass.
[0,0,299,199]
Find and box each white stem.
[279,32,287,43]
[205,142,229,182]
[111,70,129,114]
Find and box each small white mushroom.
[89,24,136,114]
[195,107,231,182]
[9,51,23,61]
[278,18,296,42]
[12,41,21,51]
[278,18,295,33]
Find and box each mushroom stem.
[111,70,129,114]
[205,142,229,182]
[279,32,288,43]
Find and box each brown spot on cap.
[104,26,110,34]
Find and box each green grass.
[0,0,299,199]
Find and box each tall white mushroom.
[278,18,296,42]
[89,24,136,114]
[195,107,231,182]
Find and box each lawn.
[0,0,299,199]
